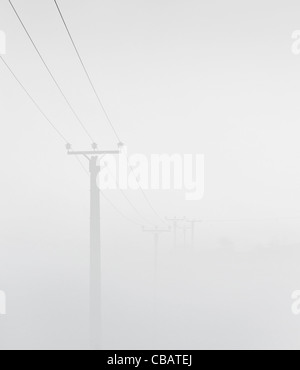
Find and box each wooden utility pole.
[142,226,170,344]
[142,226,170,297]
[177,223,192,248]
[185,219,202,248]
[165,217,185,248]
[67,143,121,350]
[143,226,171,268]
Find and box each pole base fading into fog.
[68,146,121,350]
[90,156,101,350]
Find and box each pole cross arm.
[68,150,120,156]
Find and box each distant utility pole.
[142,226,171,270]
[142,226,170,344]
[67,142,122,350]
[142,226,170,299]
[185,219,202,248]
[177,224,192,248]
[165,217,185,248]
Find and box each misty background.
[1,0,300,350]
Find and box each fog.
[1,0,300,350]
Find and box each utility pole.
[142,226,170,346]
[177,224,192,248]
[143,226,171,280]
[67,142,122,350]
[185,219,202,248]
[165,217,185,248]
[142,226,170,295]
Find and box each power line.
[74,155,89,175]
[1,56,143,228]
[75,156,144,227]
[105,165,155,226]
[0,55,153,229]
[127,161,168,226]
[101,191,144,228]
[8,0,95,143]
[204,217,300,223]
[53,0,121,142]
[77,155,159,227]
[75,148,157,227]
[0,56,68,143]
[52,0,167,226]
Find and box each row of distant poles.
[142,218,202,346]
[143,218,203,250]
